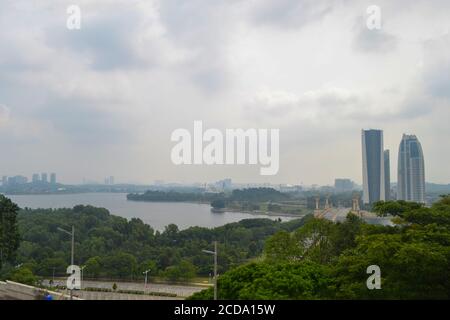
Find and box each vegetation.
[0,195,20,269]
[128,188,308,215]
[191,195,450,299]
[127,190,223,203]
[0,201,307,283]
[9,266,38,286]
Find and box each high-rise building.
[397,134,426,203]
[334,179,354,193]
[32,173,40,183]
[2,176,7,186]
[384,150,391,201]
[215,178,232,191]
[50,173,56,184]
[8,176,28,185]
[362,129,385,204]
[104,176,114,185]
[41,173,48,183]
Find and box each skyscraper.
[50,173,56,184]
[362,129,385,204]
[41,173,48,183]
[32,173,40,183]
[384,150,391,201]
[397,134,426,203]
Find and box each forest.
[0,196,306,284]
[191,195,450,299]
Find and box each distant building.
[8,175,28,185]
[50,173,56,184]
[362,129,386,204]
[32,173,40,183]
[215,179,232,191]
[334,179,354,193]
[397,134,426,203]
[41,173,48,183]
[2,176,7,186]
[105,176,114,185]
[384,150,391,201]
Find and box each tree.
[102,252,137,279]
[264,231,301,262]
[190,261,331,300]
[164,260,197,282]
[0,196,20,269]
[85,256,102,278]
[192,196,450,300]
[293,218,335,264]
[211,199,226,209]
[10,267,38,286]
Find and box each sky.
[0,0,449,185]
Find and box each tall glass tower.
[397,134,426,203]
[362,129,385,204]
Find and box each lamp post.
[57,226,75,300]
[143,269,151,293]
[202,241,218,300]
[80,265,86,290]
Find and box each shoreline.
[128,198,306,218]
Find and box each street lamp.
[202,241,218,300]
[57,226,75,300]
[80,265,86,290]
[143,269,151,292]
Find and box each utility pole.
[57,226,75,300]
[143,269,151,293]
[71,226,74,267]
[214,241,217,301]
[202,241,218,300]
[80,265,86,290]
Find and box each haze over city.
[1,0,449,185]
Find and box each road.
[42,279,207,299]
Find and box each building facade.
[397,134,426,203]
[334,178,354,193]
[32,173,40,183]
[384,150,391,201]
[362,129,386,204]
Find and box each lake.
[7,193,295,231]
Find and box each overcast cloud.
[0,0,449,185]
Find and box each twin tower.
[362,130,425,204]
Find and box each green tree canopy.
[0,195,20,269]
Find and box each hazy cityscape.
[1,129,447,206]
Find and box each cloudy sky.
[0,0,449,185]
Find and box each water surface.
[8,193,294,231]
